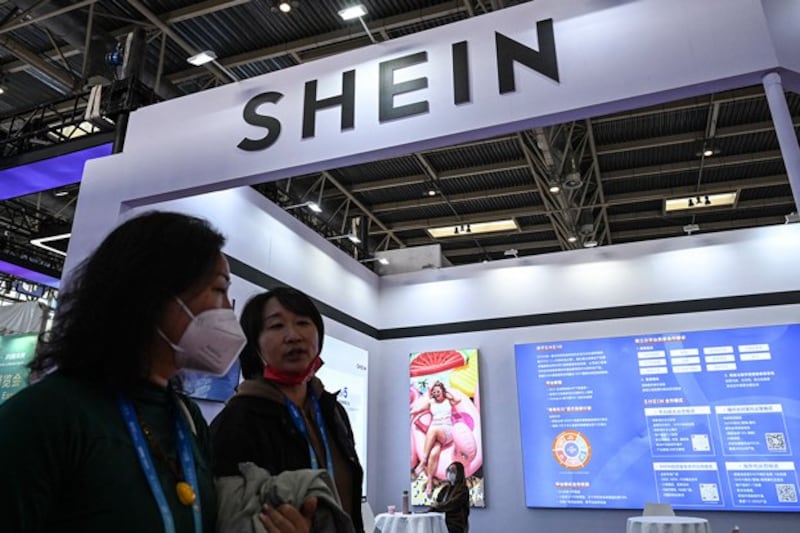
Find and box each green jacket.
[0,372,217,532]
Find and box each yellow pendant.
[176,481,196,506]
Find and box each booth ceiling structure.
[0,0,797,279]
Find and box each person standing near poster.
[0,212,313,533]
[210,286,365,533]
[430,461,470,533]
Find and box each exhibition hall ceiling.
[0,0,797,281]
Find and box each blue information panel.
[515,324,800,511]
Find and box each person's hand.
[258,497,317,533]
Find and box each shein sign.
[238,19,559,152]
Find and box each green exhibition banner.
[0,333,38,404]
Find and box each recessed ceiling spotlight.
[271,1,298,13]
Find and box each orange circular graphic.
[552,430,592,470]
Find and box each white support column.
[763,72,800,213]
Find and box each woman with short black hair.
[211,286,365,533]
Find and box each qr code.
[765,432,787,451]
[700,483,720,502]
[776,483,797,503]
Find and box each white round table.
[373,512,448,533]
[627,516,711,533]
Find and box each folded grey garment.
[216,462,357,533]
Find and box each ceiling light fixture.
[187,50,217,66]
[567,235,577,243]
[338,5,367,20]
[703,148,714,157]
[285,200,322,213]
[427,190,437,197]
[549,184,561,194]
[427,218,518,239]
[664,192,737,213]
[53,190,69,197]
[30,232,71,257]
[279,1,292,12]
[360,256,389,266]
[328,232,361,244]
[582,239,598,248]
[338,4,376,43]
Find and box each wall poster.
[409,349,484,507]
[515,323,800,512]
[0,333,38,404]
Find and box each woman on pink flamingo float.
[410,380,461,497]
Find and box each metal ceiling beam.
[370,184,536,213]
[166,3,468,84]
[592,86,765,124]
[613,215,785,240]
[2,0,248,75]
[596,119,800,155]
[320,171,405,248]
[155,0,251,24]
[585,119,612,246]
[0,0,98,36]
[322,159,528,198]
[603,150,783,181]
[125,0,236,84]
[0,34,73,92]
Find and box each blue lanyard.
[285,390,335,481]
[118,395,203,533]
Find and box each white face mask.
[447,471,456,483]
[159,297,246,376]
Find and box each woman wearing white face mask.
[429,461,470,533]
[0,212,313,533]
